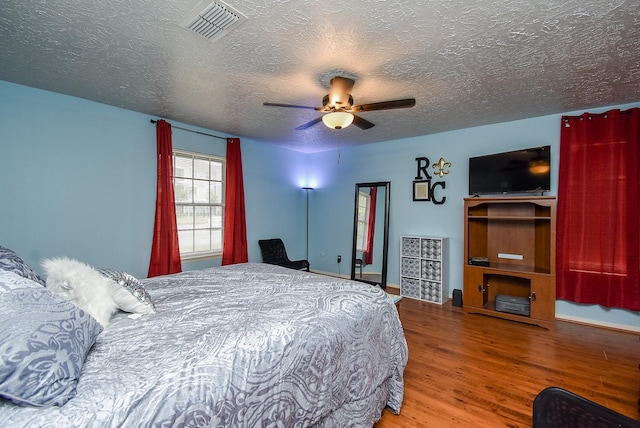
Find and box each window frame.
[356,191,370,253]
[172,149,225,262]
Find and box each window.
[173,150,225,261]
[356,191,370,252]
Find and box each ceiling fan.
[263,76,416,130]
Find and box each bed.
[0,251,408,427]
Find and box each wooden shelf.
[463,196,556,329]
[468,215,552,220]
[466,263,552,275]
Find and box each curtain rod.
[150,119,228,141]
[562,107,637,122]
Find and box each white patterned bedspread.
[0,263,408,427]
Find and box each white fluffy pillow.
[42,257,155,328]
[96,268,156,314]
[42,257,118,327]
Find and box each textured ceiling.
[1,0,639,152]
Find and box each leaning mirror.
[350,181,390,289]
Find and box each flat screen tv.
[469,146,550,195]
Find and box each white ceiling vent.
[178,0,247,42]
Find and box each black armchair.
[354,251,368,278]
[258,238,310,271]
[532,386,640,428]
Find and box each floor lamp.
[302,187,314,260]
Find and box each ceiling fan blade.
[295,116,323,130]
[351,98,416,112]
[263,102,322,111]
[352,114,375,130]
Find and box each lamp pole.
[302,187,314,260]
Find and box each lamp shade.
[322,112,354,129]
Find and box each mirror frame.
[350,181,391,289]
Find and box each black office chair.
[532,386,640,428]
[258,238,310,271]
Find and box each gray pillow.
[0,273,103,407]
[0,270,42,293]
[0,245,45,285]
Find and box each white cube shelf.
[400,236,448,304]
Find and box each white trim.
[318,268,640,333]
[181,252,222,263]
[309,269,350,279]
[173,148,225,163]
[555,313,640,333]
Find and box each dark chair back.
[532,386,640,428]
[258,239,310,271]
[354,251,368,277]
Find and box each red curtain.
[365,187,377,265]
[221,138,248,265]
[557,108,640,311]
[148,120,182,278]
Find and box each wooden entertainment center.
[463,196,556,329]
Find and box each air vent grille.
[179,0,247,42]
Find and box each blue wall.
[0,80,306,278]
[1,80,637,331]
[307,103,640,331]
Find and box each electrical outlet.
[337,255,342,263]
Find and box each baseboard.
[556,313,640,333]
[315,268,638,333]
[310,269,350,279]
[310,270,400,294]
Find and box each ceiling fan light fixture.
[322,112,354,129]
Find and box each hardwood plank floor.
[376,297,640,427]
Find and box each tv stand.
[463,196,556,329]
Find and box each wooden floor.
[375,296,640,427]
